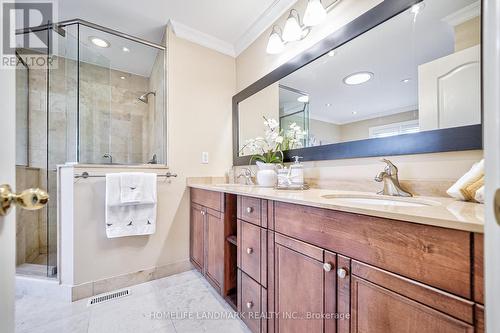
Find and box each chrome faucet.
[148,154,158,164]
[103,153,113,164]
[237,168,255,185]
[374,159,412,197]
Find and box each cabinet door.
[351,276,474,333]
[190,204,205,272]
[205,209,224,291]
[274,234,327,333]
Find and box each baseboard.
[71,259,193,301]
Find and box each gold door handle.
[0,185,49,216]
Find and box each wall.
[235,0,483,187]
[66,26,236,289]
[455,16,481,52]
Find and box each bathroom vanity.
[189,185,484,333]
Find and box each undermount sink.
[321,194,441,207]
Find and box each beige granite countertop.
[188,182,484,233]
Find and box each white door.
[484,0,500,332]
[0,34,17,333]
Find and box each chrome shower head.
[138,91,156,104]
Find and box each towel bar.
[74,171,178,179]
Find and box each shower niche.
[15,20,166,278]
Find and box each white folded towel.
[447,159,484,201]
[106,173,157,238]
[119,173,157,204]
[475,186,485,204]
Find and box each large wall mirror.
[234,0,482,165]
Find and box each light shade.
[266,30,285,54]
[303,0,327,27]
[282,12,303,42]
[343,72,374,85]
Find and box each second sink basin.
[321,194,441,207]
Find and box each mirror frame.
[233,0,483,166]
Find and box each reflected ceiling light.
[325,103,332,107]
[352,111,358,115]
[409,2,425,15]
[304,0,327,27]
[283,10,304,42]
[343,72,374,85]
[328,50,336,57]
[120,76,126,80]
[266,26,285,54]
[402,78,412,83]
[122,46,130,52]
[297,95,310,103]
[89,36,110,48]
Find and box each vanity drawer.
[238,270,267,333]
[238,220,267,286]
[274,201,471,298]
[238,196,267,227]
[191,188,223,212]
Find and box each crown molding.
[442,1,480,27]
[234,0,297,56]
[168,19,236,57]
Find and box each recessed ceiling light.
[328,50,336,57]
[409,2,425,15]
[352,111,358,115]
[343,72,374,85]
[89,36,110,48]
[120,76,126,80]
[122,46,130,52]
[325,103,332,107]
[402,78,412,83]
[297,95,309,103]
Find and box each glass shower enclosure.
[15,20,166,278]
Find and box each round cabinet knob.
[246,247,254,254]
[246,207,253,213]
[337,268,348,279]
[246,301,254,309]
[323,263,333,272]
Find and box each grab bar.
[74,171,178,179]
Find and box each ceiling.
[57,0,295,55]
[280,0,479,125]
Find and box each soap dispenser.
[290,156,304,185]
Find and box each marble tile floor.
[16,270,251,333]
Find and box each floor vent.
[87,289,131,306]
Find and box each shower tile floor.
[15,270,250,333]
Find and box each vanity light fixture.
[89,36,110,48]
[266,26,285,54]
[122,46,130,52]
[265,0,340,54]
[297,95,310,103]
[343,71,374,85]
[283,9,308,42]
[304,0,327,27]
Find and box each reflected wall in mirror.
[237,0,481,158]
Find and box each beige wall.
[455,16,481,52]
[70,26,236,285]
[235,0,483,183]
[309,119,341,145]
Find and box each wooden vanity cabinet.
[272,233,339,333]
[190,188,237,296]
